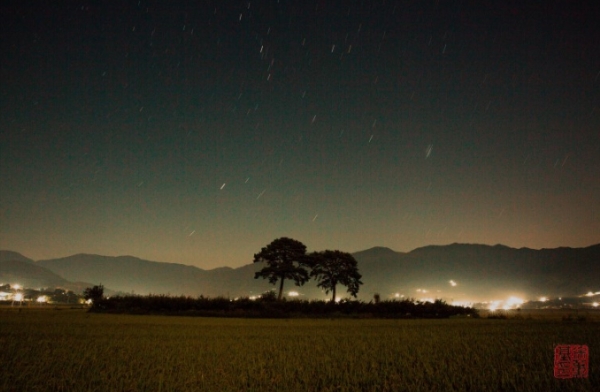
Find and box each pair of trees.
[253,237,362,302]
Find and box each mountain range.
[1,243,598,303]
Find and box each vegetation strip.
[1,309,598,392]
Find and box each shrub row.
[91,295,478,319]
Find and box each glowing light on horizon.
[584,291,600,297]
[449,280,457,287]
[487,296,524,311]
[539,297,548,302]
[451,301,471,307]
[36,296,48,303]
[592,302,599,308]
[505,296,524,308]
[288,291,299,297]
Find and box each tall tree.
[83,284,104,307]
[253,237,311,300]
[310,250,362,302]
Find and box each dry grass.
[1,307,598,391]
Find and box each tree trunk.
[331,284,336,303]
[277,276,285,301]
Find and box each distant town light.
[288,291,299,297]
[539,297,548,302]
[449,280,457,287]
[451,301,470,307]
[488,300,502,312]
[14,293,23,302]
[36,296,48,303]
[592,302,599,308]
[505,296,524,308]
[13,284,21,290]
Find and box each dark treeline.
[90,294,478,319]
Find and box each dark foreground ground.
[1,307,598,391]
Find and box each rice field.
[1,307,598,391]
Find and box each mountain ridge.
[1,243,598,302]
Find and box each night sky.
[1,1,599,269]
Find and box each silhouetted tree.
[310,250,363,302]
[253,237,310,300]
[373,293,381,304]
[258,290,277,302]
[83,284,104,306]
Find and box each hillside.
[1,243,598,302]
[0,259,90,292]
[0,250,35,264]
[35,253,275,297]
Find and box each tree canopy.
[253,237,310,300]
[83,284,104,307]
[310,250,362,302]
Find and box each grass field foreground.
[1,308,598,391]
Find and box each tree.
[253,237,311,300]
[83,284,104,306]
[310,250,363,302]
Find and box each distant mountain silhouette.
[1,243,598,302]
[35,253,275,297]
[0,256,92,293]
[356,243,600,301]
[0,250,35,264]
[0,259,67,288]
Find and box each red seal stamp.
[554,344,589,379]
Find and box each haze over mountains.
[1,243,598,304]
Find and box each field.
[1,307,598,391]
